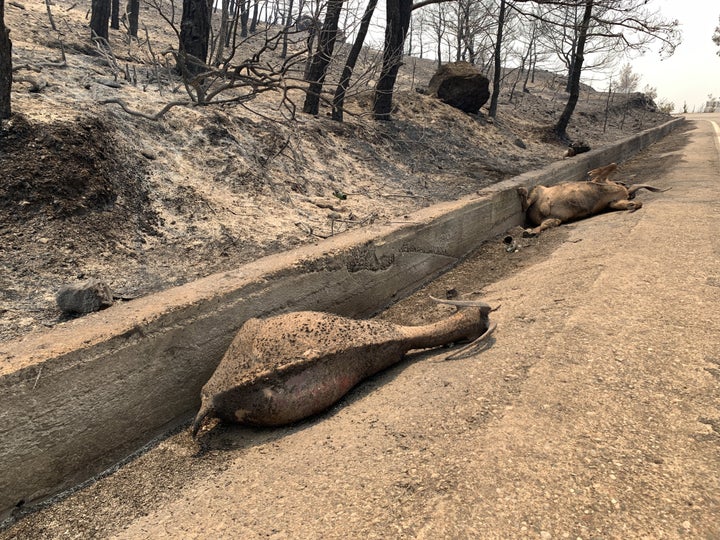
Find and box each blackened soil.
[0,114,150,222]
[0,114,159,336]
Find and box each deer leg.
[517,187,530,211]
[608,199,643,213]
[523,218,562,237]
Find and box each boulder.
[428,62,490,114]
[627,92,658,112]
[295,15,316,32]
[56,279,114,314]
[564,141,591,158]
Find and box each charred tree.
[240,0,250,37]
[225,0,236,47]
[372,0,411,120]
[0,0,11,119]
[215,0,230,64]
[249,0,259,33]
[110,0,119,29]
[127,0,139,37]
[280,0,294,59]
[554,0,593,140]
[488,0,505,118]
[302,0,344,115]
[332,0,378,121]
[510,18,536,103]
[523,41,536,93]
[179,0,212,73]
[90,0,111,40]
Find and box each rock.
[564,141,591,158]
[56,279,114,314]
[295,14,316,32]
[428,62,490,114]
[626,92,658,112]
[97,79,123,89]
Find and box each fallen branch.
[12,63,42,72]
[98,79,122,88]
[32,367,43,390]
[330,213,377,226]
[100,98,192,120]
[92,34,120,75]
[313,201,339,210]
[14,75,48,92]
[45,0,57,30]
[329,212,377,236]
[294,222,329,239]
[12,44,67,72]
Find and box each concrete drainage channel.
[0,117,684,521]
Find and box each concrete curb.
[0,117,684,519]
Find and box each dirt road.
[3,117,719,539]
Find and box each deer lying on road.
[191,297,495,436]
[517,179,669,236]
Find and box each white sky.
[627,0,720,112]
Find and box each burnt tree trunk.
[0,0,11,119]
[179,0,212,73]
[249,0,259,33]
[372,0,411,120]
[555,0,593,140]
[240,0,249,37]
[564,40,577,92]
[110,0,119,29]
[225,0,236,47]
[127,0,139,37]
[488,0,505,118]
[509,20,534,104]
[90,0,111,40]
[523,42,535,92]
[214,0,230,64]
[436,36,441,69]
[280,0,295,59]
[302,0,344,115]
[331,0,378,121]
[303,23,317,77]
